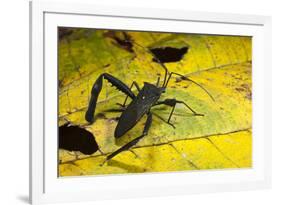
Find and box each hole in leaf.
[59,123,99,155]
[104,31,134,53]
[150,47,188,63]
[58,28,73,40]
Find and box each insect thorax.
[136,82,163,105]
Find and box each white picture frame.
[29,0,272,204]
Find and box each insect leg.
[152,112,176,129]
[85,73,136,123]
[98,148,105,155]
[154,98,204,126]
[103,113,152,163]
[119,81,141,107]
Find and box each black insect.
[59,122,102,155]
[85,40,214,163]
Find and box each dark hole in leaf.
[59,123,99,155]
[103,31,134,53]
[150,47,188,63]
[58,28,73,40]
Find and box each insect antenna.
[165,72,215,101]
[125,39,169,87]
[125,39,214,101]
[156,76,160,86]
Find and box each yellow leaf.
[58,29,252,176]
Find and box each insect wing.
[114,101,146,138]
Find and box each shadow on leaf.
[107,159,145,173]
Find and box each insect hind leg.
[102,112,152,165]
[85,73,136,123]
